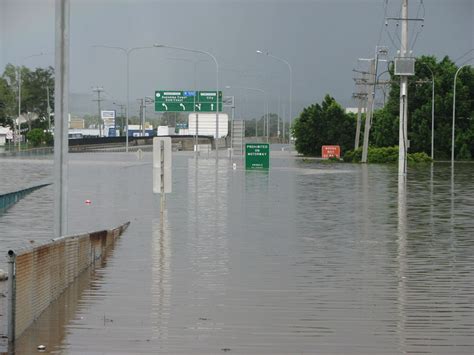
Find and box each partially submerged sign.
[245,143,269,170]
[322,145,341,159]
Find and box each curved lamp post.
[452,64,471,168]
[154,44,220,159]
[166,57,209,154]
[92,45,156,152]
[225,85,268,142]
[421,64,435,160]
[256,50,292,145]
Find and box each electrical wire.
[454,49,474,64]
[409,0,425,51]
[377,0,390,47]
[385,24,401,50]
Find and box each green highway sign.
[155,90,222,112]
[245,143,270,170]
[194,102,223,112]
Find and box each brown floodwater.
[1,151,474,354]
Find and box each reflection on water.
[12,251,110,354]
[1,154,473,353]
[151,209,171,342]
[397,175,408,354]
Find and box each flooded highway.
[1,151,474,354]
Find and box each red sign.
[322,145,341,159]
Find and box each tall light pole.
[92,45,156,152]
[54,0,70,239]
[452,64,471,168]
[225,85,267,142]
[422,64,435,160]
[154,44,220,160]
[256,50,292,145]
[166,57,208,155]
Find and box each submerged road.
[1,151,474,354]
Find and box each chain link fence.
[4,222,129,343]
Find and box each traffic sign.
[245,143,270,170]
[155,90,222,112]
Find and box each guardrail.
[0,147,53,157]
[4,222,130,343]
[0,184,51,214]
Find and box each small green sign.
[245,143,270,170]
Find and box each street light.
[421,63,435,160]
[92,45,156,152]
[256,50,292,145]
[452,63,472,168]
[166,57,209,154]
[225,85,268,143]
[154,44,220,159]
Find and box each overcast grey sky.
[1,0,473,118]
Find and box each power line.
[454,49,474,64]
[409,0,425,50]
[377,0,390,47]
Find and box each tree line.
[292,55,474,160]
[0,63,54,130]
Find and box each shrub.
[26,128,44,147]
[44,132,54,146]
[343,146,432,164]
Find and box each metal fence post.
[7,250,16,343]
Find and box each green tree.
[1,64,55,131]
[20,66,54,129]
[293,95,356,156]
[26,128,44,147]
[371,56,474,160]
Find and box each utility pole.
[17,68,21,150]
[360,46,388,162]
[398,0,409,176]
[277,92,281,141]
[46,86,52,131]
[352,91,366,150]
[353,69,369,150]
[142,98,147,136]
[361,59,376,163]
[113,102,126,135]
[92,86,104,137]
[137,98,145,136]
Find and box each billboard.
[188,113,228,138]
[101,110,115,119]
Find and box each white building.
[0,126,13,146]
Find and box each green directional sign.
[155,90,222,112]
[245,143,270,170]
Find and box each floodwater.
[1,151,474,354]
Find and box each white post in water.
[153,137,172,212]
[54,0,70,238]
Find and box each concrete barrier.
[0,184,51,214]
[2,221,130,344]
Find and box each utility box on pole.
[394,57,416,76]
